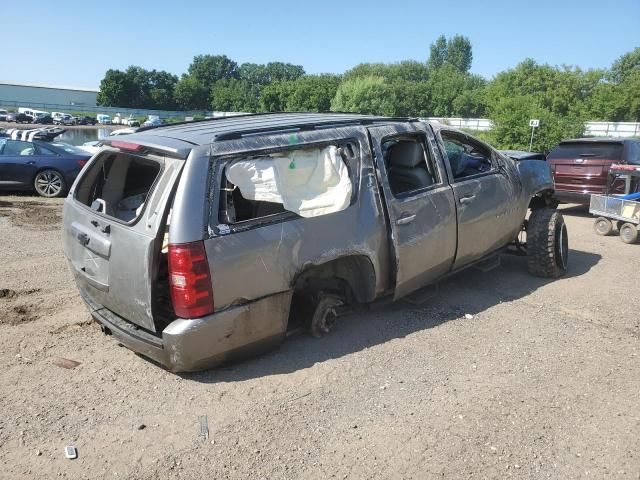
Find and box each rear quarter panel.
[195,129,391,311]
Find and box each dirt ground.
[0,195,638,479]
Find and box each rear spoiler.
[101,136,193,160]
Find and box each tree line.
[97,36,640,151]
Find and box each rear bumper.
[81,290,292,372]
[553,191,593,205]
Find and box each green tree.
[97,69,135,106]
[427,34,473,73]
[281,74,341,112]
[446,35,473,73]
[97,67,178,109]
[609,47,640,83]
[173,76,209,110]
[259,81,290,112]
[425,64,486,117]
[428,35,448,70]
[345,61,429,83]
[238,63,270,86]
[263,62,305,82]
[486,95,585,152]
[210,79,258,112]
[330,76,397,116]
[188,54,239,91]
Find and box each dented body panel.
[62,113,557,372]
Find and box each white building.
[0,81,98,107]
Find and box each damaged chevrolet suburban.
[62,113,568,372]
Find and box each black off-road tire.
[527,208,568,278]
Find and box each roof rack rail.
[213,116,416,141]
[135,111,290,133]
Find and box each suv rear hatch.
[548,141,624,194]
[62,139,188,332]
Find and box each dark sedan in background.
[0,137,90,197]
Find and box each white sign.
[529,119,540,127]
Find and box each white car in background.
[123,116,140,127]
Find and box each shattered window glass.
[221,145,354,222]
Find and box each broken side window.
[219,144,356,223]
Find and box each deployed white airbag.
[225,146,352,218]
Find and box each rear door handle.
[459,195,476,205]
[396,214,416,225]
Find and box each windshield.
[548,142,623,161]
[50,142,86,155]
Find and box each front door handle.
[459,195,476,205]
[396,214,416,225]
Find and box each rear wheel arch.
[292,255,377,305]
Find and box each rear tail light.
[168,241,214,318]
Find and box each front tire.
[34,169,66,198]
[527,208,568,278]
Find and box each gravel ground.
[0,196,638,479]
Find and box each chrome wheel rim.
[35,172,62,197]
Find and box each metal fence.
[2,100,638,137]
[0,99,234,119]
[583,121,640,138]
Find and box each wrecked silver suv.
[62,113,568,372]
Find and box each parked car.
[97,114,112,125]
[76,115,98,126]
[123,117,140,127]
[0,109,8,121]
[34,113,54,125]
[547,138,640,204]
[18,108,49,123]
[500,150,546,161]
[6,112,30,123]
[0,130,90,197]
[142,116,163,127]
[54,114,76,126]
[63,113,568,372]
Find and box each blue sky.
[4,0,639,88]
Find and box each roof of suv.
[131,112,415,146]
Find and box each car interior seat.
[387,141,433,195]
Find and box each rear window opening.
[75,152,161,222]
